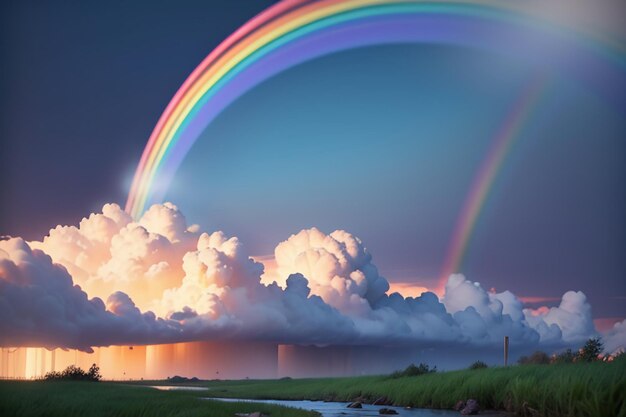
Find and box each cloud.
[1,202,616,352]
[31,202,199,310]
[0,238,182,352]
[271,228,389,314]
[523,291,596,343]
[441,274,540,345]
[604,319,626,354]
[158,231,357,344]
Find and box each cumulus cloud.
[604,319,626,354]
[271,228,389,314]
[0,202,617,352]
[158,231,357,343]
[523,291,596,343]
[31,202,199,310]
[0,238,182,352]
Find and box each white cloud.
[32,202,198,310]
[523,291,596,343]
[0,202,615,353]
[603,319,626,354]
[0,238,182,352]
[271,228,389,314]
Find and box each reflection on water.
[211,398,497,417]
[149,385,209,391]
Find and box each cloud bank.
[0,202,618,353]
[0,238,183,351]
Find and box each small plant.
[518,351,550,365]
[469,360,488,370]
[390,363,436,378]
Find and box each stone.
[347,402,362,409]
[379,408,398,415]
[460,399,479,415]
[454,400,465,411]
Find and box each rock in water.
[347,402,362,409]
[379,408,398,415]
[454,400,465,411]
[460,399,480,415]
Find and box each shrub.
[87,364,102,381]
[551,348,576,364]
[577,337,603,362]
[518,351,550,365]
[469,360,488,370]
[44,364,101,381]
[390,363,436,378]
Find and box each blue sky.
[166,43,625,318]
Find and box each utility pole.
[504,336,509,366]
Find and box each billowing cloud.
[523,291,596,343]
[32,202,199,310]
[604,319,626,354]
[0,202,616,352]
[271,228,389,314]
[0,238,182,352]
[158,231,357,344]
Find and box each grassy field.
[145,358,626,417]
[0,380,318,417]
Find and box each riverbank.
[148,357,625,417]
[0,381,318,417]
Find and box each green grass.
[4,360,624,417]
[164,358,625,417]
[0,381,318,417]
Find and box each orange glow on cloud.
[253,254,278,285]
[387,282,430,298]
[527,306,550,316]
[519,296,561,304]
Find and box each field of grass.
[0,380,318,417]
[170,358,626,417]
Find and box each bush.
[390,363,436,378]
[469,360,488,370]
[518,351,550,365]
[551,348,576,364]
[577,337,603,362]
[44,364,101,382]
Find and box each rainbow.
[126,0,625,220]
[439,77,547,290]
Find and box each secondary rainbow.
[438,78,547,290]
[126,0,625,220]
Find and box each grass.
[0,380,318,417]
[3,359,624,417]
[144,358,626,417]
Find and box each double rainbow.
[126,0,624,285]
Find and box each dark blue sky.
[0,0,275,236]
[1,0,624,320]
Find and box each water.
[149,385,209,391]
[211,398,494,416]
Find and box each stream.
[212,397,507,417]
